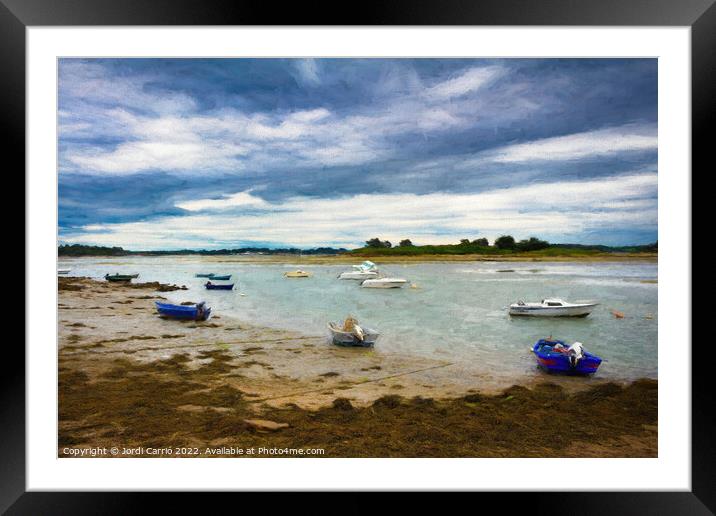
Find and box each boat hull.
[360,279,407,288]
[104,274,137,282]
[338,271,379,280]
[208,275,231,281]
[532,339,602,375]
[509,304,597,317]
[155,302,211,321]
[328,325,379,347]
[205,282,234,290]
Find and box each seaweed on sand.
[58,349,658,458]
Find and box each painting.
[57,58,657,458]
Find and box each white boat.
[338,261,380,280]
[508,298,598,317]
[361,277,408,289]
[327,317,379,347]
[58,268,71,275]
[338,269,380,280]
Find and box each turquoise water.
[60,257,657,384]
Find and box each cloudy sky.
[58,58,657,250]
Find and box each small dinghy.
[57,268,71,275]
[284,270,311,278]
[195,273,215,278]
[509,298,598,317]
[531,338,602,375]
[328,317,379,347]
[104,273,139,282]
[208,274,231,281]
[205,281,234,290]
[360,277,408,289]
[155,301,211,321]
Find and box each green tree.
[399,239,414,247]
[365,238,392,248]
[459,239,471,245]
[515,237,550,252]
[472,238,489,246]
[494,235,517,250]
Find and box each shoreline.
[58,252,658,265]
[58,277,657,457]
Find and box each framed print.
[6,0,709,511]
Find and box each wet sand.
[58,277,657,457]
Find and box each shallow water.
[60,257,657,386]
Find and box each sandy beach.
[58,277,657,458]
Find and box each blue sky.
[58,58,657,250]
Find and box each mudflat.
[58,277,657,458]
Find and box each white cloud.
[176,190,268,211]
[60,62,518,175]
[59,61,196,115]
[478,124,657,163]
[63,173,657,250]
[426,66,503,99]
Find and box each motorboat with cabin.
[509,298,598,317]
[338,260,380,280]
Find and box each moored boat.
[360,277,408,289]
[328,317,379,347]
[205,281,234,290]
[58,268,71,275]
[195,273,215,278]
[284,270,311,278]
[155,301,211,321]
[338,269,380,280]
[338,261,380,280]
[531,338,602,375]
[508,298,598,317]
[208,274,231,281]
[104,273,139,282]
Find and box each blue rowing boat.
[195,273,214,278]
[531,338,602,375]
[155,301,211,321]
[208,274,231,280]
[205,281,234,290]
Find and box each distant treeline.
[58,244,347,256]
[59,239,657,257]
[352,237,658,256]
[58,244,130,256]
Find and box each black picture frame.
[5,0,706,512]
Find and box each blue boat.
[531,338,602,375]
[208,274,231,281]
[195,273,215,278]
[205,281,234,290]
[155,301,211,321]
